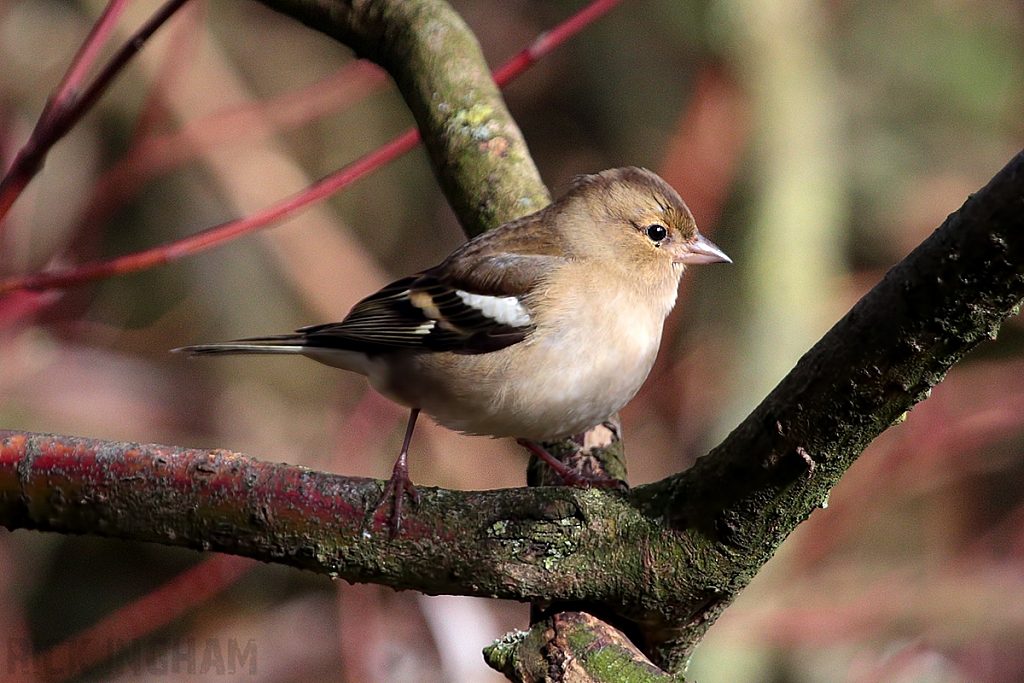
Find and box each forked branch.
[3,0,1024,681]
[3,146,1024,677]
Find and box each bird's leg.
[374,408,422,536]
[517,439,626,489]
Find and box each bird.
[175,167,730,534]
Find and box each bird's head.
[562,167,731,275]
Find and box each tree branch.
[3,142,1024,671]
[0,430,675,602]
[634,147,1024,669]
[4,0,1024,679]
[485,613,676,683]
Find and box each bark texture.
[4,148,1024,670]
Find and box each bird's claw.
[518,439,629,491]
[373,457,420,538]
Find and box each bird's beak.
[674,233,732,265]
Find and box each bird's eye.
[645,224,668,243]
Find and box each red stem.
[492,0,623,86]
[49,0,134,115]
[36,554,255,683]
[0,0,191,227]
[0,129,420,293]
[0,0,625,296]
[70,60,387,255]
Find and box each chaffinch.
[176,167,730,533]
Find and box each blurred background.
[1,0,1023,680]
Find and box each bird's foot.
[373,409,422,538]
[517,439,628,490]
[796,446,815,478]
[373,455,420,538]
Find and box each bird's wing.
[299,252,562,355]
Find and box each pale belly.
[369,311,664,441]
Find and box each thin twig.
[0,128,420,293]
[0,0,624,296]
[0,0,191,226]
[35,555,255,683]
[49,0,134,116]
[67,60,388,260]
[491,0,623,85]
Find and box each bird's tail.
[172,334,306,357]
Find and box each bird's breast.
[376,277,670,441]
